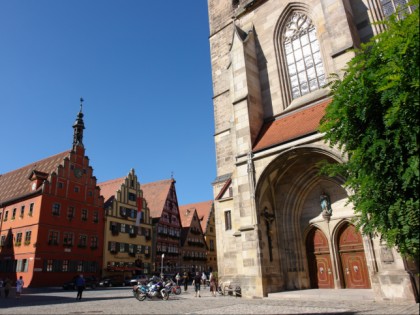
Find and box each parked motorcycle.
[133,276,168,301]
[164,278,181,295]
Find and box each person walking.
[201,272,207,289]
[192,272,202,298]
[15,276,24,298]
[209,272,217,297]
[75,274,85,300]
[4,278,11,298]
[183,272,189,292]
[175,273,181,285]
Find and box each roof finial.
[80,97,84,112]
[171,171,174,179]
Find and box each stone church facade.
[207,0,417,302]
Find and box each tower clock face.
[74,168,83,178]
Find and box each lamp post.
[161,253,165,278]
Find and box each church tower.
[207,0,417,302]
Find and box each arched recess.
[306,226,334,288]
[255,146,346,291]
[335,221,371,289]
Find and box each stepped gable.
[141,179,174,218]
[179,200,213,233]
[0,151,70,204]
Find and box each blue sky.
[0,1,216,206]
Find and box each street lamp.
[161,254,165,278]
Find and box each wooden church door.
[338,223,371,289]
[306,227,334,288]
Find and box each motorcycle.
[164,279,181,295]
[133,276,168,301]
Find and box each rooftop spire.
[72,97,85,148]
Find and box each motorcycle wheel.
[134,291,146,301]
[162,291,169,301]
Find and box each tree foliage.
[319,2,419,259]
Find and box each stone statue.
[320,192,332,217]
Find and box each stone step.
[267,289,375,301]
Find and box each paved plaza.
[0,286,418,314]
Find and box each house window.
[62,260,69,272]
[58,182,64,189]
[25,231,32,245]
[4,210,8,221]
[128,192,136,202]
[120,224,126,233]
[210,239,215,251]
[74,186,80,193]
[52,203,61,216]
[77,261,83,272]
[283,12,325,100]
[1,235,6,246]
[119,243,125,253]
[93,211,99,223]
[81,209,88,221]
[224,210,232,231]
[12,208,16,220]
[29,203,34,216]
[90,236,98,249]
[63,232,73,246]
[67,206,75,219]
[16,259,28,272]
[78,235,87,248]
[46,259,53,272]
[48,231,59,245]
[15,232,22,246]
[381,0,414,18]
[20,206,25,218]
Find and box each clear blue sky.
[0,1,216,206]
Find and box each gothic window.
[224,210,232,231]
[283,12,325,100]
[381,0,415,18]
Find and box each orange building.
[0,102,104,287]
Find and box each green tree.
[319,2,419,259]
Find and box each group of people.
[175,271,218,297]
[0,276,24,298]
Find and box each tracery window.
[381,0,415,18]
[283,12,325,99]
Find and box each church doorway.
[306,227,334,288]
[337,223,371,289]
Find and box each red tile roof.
[179,206,196,228]
[98,177,125,203]
[252,99,331,152]
[179,200,213,233]
[141,179,174,218]
[0,151,70,204]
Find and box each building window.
[62,260,69,272]
[88,191,93,197]
[224,210,232,231]
[93,211,99,223]
[29,203,34,216]
[4,210,8,221]
[46,259,53,272]
[381,0,414,18]
[119,242,126,253]
[25,231,32,245]
[20,206,25,218]
[90,236,98,249]
[16,259,28,272]
[63,232,73,246]
[52,203,61,216]
[120,224,126,233]
[1,235,6,246]
[128,192,136,202]
[74,186,79,193]
[58,182,64,189]
[81,209,88,221]
[12,208,16,220]
[77,261,83,272]
[15,232,22,246]
[48,231,59,245]
[78,235,87,248]
[283,12,325,100]
[210,239,215,251]
[67,206,75,219]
